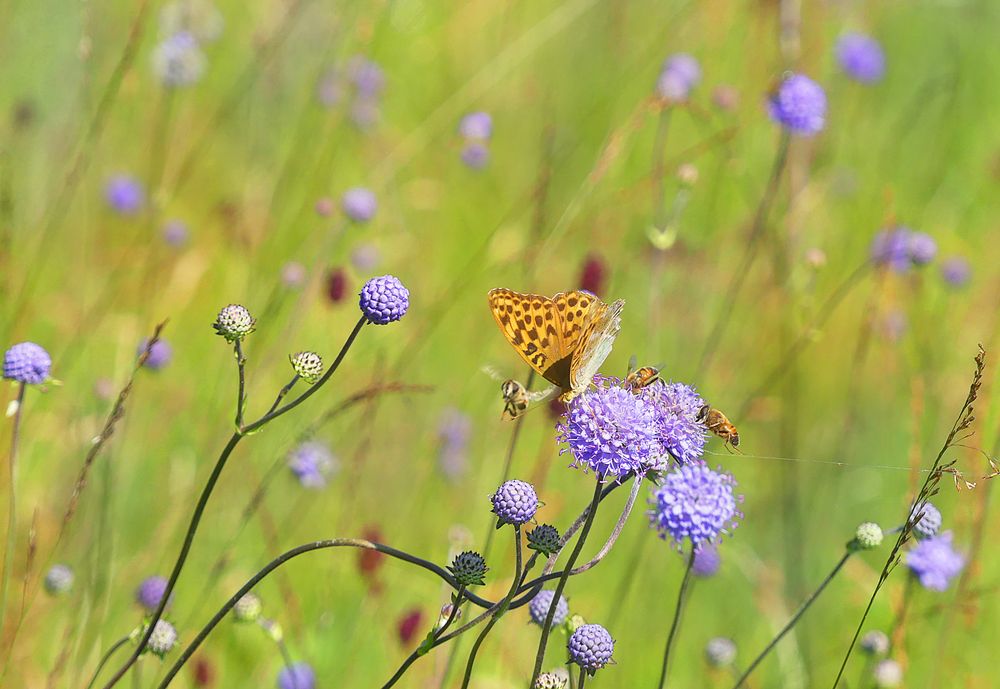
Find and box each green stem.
[234,340,247,428]
[0,382,26,641]
[732,551,852,689]
[529,478,604,686]
[460,528,522,689]
[656,548,696,689]
[82,635,131,689]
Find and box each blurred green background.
[2,0,999,686]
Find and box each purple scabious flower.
[870,227,913,272]
[136,575,173,613]
[359,275,409,324]
[649,462,742,550]
[908,232,937,265]
[3,342,51,385]
[656,53,701,101]
[491,479,538,526]
[153,31,206,87]
[940,256,971,287]
[287,441,338,489]
[460,142,490,170]
[161,220,189,247]
[438,408,472,482]
[641,381,707,464]
[138,338,172,370]
[692,542,721,577]
[836,33,886,83]
[529,590,569,626]
[459,111,493,141]
[906,531,964,591]
[909,501,942,540]
[557,378,665,479]
[277,662,316,689]
[568,624,615,675]
[768,73,827,136]
[341,187,377,223]
[105,175,145,215]
[348,56,385,98]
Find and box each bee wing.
[626,354,638,376]
[481,365,507,382]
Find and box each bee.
[697,404,740,451]
[501,379,530,420]
[625,366,661,391]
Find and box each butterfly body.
[487,288,623,402]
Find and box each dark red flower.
[192,656,215,687]
[579,254,607,296]
[397,608,423,646]
[326,267,348,303]
[358,525,386,581]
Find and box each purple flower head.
[641,381,707,464]
[287,441,338,489]
[350,243,381,272]
[908,232,937,266]
[138,338,172,370]
[438,408,472,482]
[557,378,665,480]
[568,623,614,675]
[940,256,971,288]
[105,175,145,215]
[692,542,721,578]
[491,479,538,526]
[909,501,942,540]
[836,34,886,83]
[459,111,493,140]
[359,275,409,324]
[4,342,51,385]
[768,73,827,136]
[277,662,316,689]
[348,56,385,98]
[161,220,189,247]
[905,531,964,591]
[656,53,701,101]
[649,462,742,549]
[460,142,490,170]
[529,589,569,626]
[341,187,377,223]
[870,227,913,272]
[153,31,206,87]
[350,97,380,130]
[136,575,173,612]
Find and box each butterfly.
[487,288,624,402]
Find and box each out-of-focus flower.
[908,232,937,265]
[153,31,206,87]
[905,531,964,591]
[642,382,706,464]
[158,0,224,43]
[910,501,942,540]
[136,575,173,613]
[460,142,490,169]
[768,73,827,136]
[316,67,343,107]
[529,590,569,626]
[438,408,472,481]
[232,592,262,623]
[315,197,334,217]
[138,338,173,370]
[836,33,886,83]
[692,543,721,577]
[359,275,409,324]
[940,256,971,288]
[287,441,338,489]
[459,112,493,140]
[341,187,377,223]
[162,220,190,247]
[705,637,737,668]
[491,479,538,527]
[579,253,606,296]
[348,56,385,98]
[44,564,74,595]
[105,175,145,215]
[192,656,215,687]
[873,659,903,688]
[281,262,307,289]
[656,54,701,101]
[326,267,348,304]
[880,310,907,343]
[870,227,912,272]
[350,98,380,130]
[276,662,316,689]
[397,608,423,646]
[350,243,381,272]
[649,462,742,549]
[568,624,615,675]
[712,85,739,111]
[358,525,387,584]
[860,630,890,656]
[4,342,51,385]
[557,378,664,479]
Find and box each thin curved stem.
[731,551,852,689]
[0,382,26,641]
[264,375,300,417]
[460,527,522,689]
[380,588,466,689]
[157,539,494,688]
[529,478,604,686]
[83,635,131,689]
[656,548,696,689]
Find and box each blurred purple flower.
[162,220,189,247]
[768,73,827,136]
[438,407,471,481]
[350,97,380,130]
[906,531,964,591]
[908,232,937,265]
[348,57,385,98]
[459,112,493,140]
[460,142,490,170]
[350,243,381,272]
[836,33,886,83]
[656,53,701,101]
[315,197,334,217]
[579,253,606,296]
[316,68,344,107]
[136,575,173,612]
[281,261,307,289]
[870,227,913,272]
[138,338,172,370]
[276,662,315,689]
[692,543,721,577]
[153,31,206,87]
[880,310,907,343]
[342,187,377,223]
[287,441,338,489]
[940,256,971,288]
[105,175,145,215]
